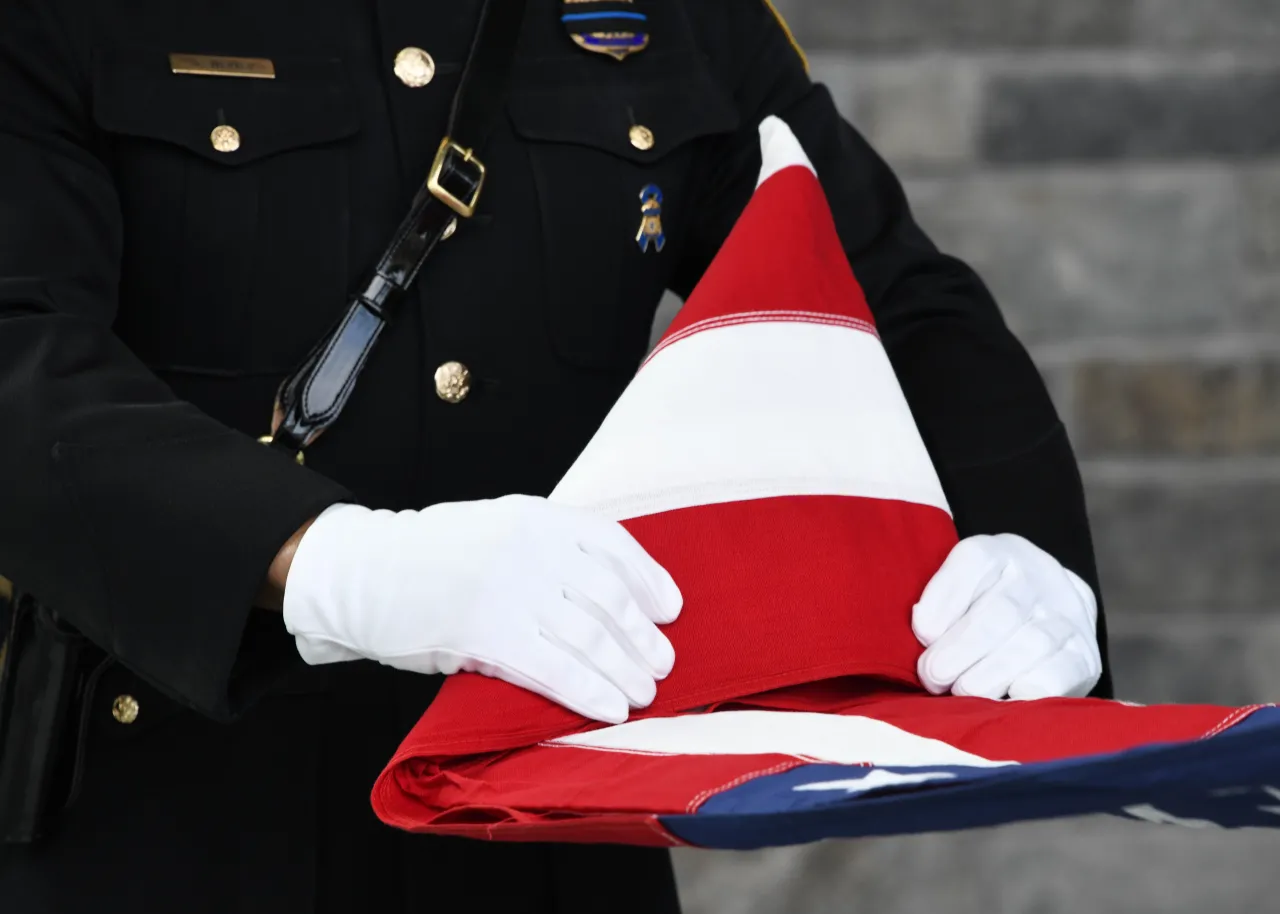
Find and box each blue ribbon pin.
[636,184,666,253]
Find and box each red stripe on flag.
[387,494,958,758]
[372,694,1257,841]
[656,165,873,349]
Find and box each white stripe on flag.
[552,319,951,521]
[757,115,817,188]
[549,710,1014,768]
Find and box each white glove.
[281,495,683,723]
[912,534,1102,700]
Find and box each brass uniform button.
[434,361,471,404]
[112,694,140,725]
[257,435,305,465]
[394,47,436,88]
[629,124,655,151]
[210,124,241,153]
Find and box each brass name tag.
[169,53,276,79]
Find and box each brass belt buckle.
[427,137,485,219]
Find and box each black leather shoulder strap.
[269,0,528,457]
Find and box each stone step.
[1084,463,1280,616]
[1108,614,1280,704]
[1044,348,1280,459]
[809,54,1280,169]
[771,0,1280,51]
[903,166,1276,345]
[771,0,1134,51]
[673,815,1280,914]
[661,165,1279,348]
[981,67,1280,163]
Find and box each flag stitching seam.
[684,760,806,814]
[644,311,878,367]
[1200,703,1270,740]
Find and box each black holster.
[0,593,107,844]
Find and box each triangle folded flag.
[372,117,1280,848]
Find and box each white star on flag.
[794,770,958,795]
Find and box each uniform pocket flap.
[92,48,361,165]
[507,63,739,165]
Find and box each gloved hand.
[912,534,1102,700]
[281,495,683,723]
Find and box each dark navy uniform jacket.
[0,0,1109,910]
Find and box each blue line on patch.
[562,11,648,22]
[580,33,648,46]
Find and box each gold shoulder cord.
[0,575,11,669]
[761,0,808,73]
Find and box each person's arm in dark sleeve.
[0,0,351,718]
[673,0,1111,697]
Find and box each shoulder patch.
[762,0,808,73]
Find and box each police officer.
[0,0,1111,911]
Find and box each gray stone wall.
[662,2,1280,910]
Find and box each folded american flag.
[371,117,1280,849]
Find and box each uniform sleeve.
[674,0,1111,696]
[0,0,352,718]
